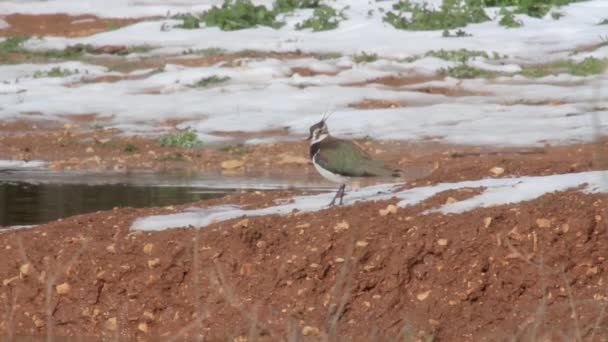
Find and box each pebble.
[536,218,552,228]
[138,322,149,333]
[301,326,320,336]
[105,317,118,331]
[334,220,350,232]
[483,217,493,228]
[56,282,71,295]
[19,263,31,277]
[437,239,449,246]
[489,166,505,176]
[379,204,398,216]
[356,240,369,247]
[143,243,154,255]
[148,258,161,268]
[221,159,244,170]
[417,290,431,301]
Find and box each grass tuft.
[295,5,345,31]
[353,51,378,63]
[189,75,230,88]
[425,49,489,62]
[201,0,283,31]
[384,0,489,31]
[273,0,320,13]
[33,67,79,78]
[439,63,499,78]
[156,128,203,148]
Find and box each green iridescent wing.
[315,138,392,177]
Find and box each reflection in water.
[0,182,231,227]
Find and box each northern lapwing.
[307,114,401,206]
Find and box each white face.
[310,125,328,144]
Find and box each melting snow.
[131,170,608,231]
[0,160,47,170]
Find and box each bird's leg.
[328,184,343,206]
[338,184,346,205]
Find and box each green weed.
[33,67,79,78]
[156,129,203,148]
[482,0,586,18]
[189,75,230,88]
[317,52,342,59]
[175,13,201,29]
[296,5,344,31]
[273,0,320,13]
[499,8,523,28]
[425,49,489,62]
[0,35,30,53]
[201,0,283,31]
[219,144,251,156]
[442,28,472,37]
[183,47,225,56]
[123,144,139,153]
[438,63,499,78]
[520,57,608,77]
[384,0,489,31]
[353,51,378,63]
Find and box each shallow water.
[0,170,333,227]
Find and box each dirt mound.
[1,187,607,340]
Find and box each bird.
[306,113,402,206]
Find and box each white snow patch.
[0,160,47,170]
[131,171,608,231]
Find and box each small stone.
[356,240,369,247]
[221,159,244,170]
[489,166,505,176]
[561,223,570,233]
[595,215,602,222]
[417,290,431,301]
[379,204,398,216]
[105,317,118,331]
[587,266,599,275]
[232,218,249,228]
[445,197,457,204]
[2,276,18,286]
[335,257,345,263]
[138,322,149,333]
[437,239,449,246]
[19,263,32,277]
[536,218,551,228]
[296,223,311,228]
[277,153,309,165]
[255,240,266,248]
[55,282,71,295]
[106,244,116,254]
[301,326,320,336]
[33,317,45,328]
[483,217,493,228]
[143,243,154,255]
[85,147,95,153]
[148,258,161,268]
[239,263,254,276]
[334,220,350,232]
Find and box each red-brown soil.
[1,186,607,340]
[1,119,607,184]
[0,14,143,37]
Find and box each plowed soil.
[1,186,607,341]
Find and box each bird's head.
[306,112,332,143]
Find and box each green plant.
[158,152,187,161]
[0,35,30,53]
[183,47,225,56]
[219,144,251,156]
[317,52,342,59]
[425,49,489,62]
[201,0,283,31]
[438,63,499,78]
[520,57,608,77]
[33,67,79,78]
[189,75,230,88]
[295,5,344,31]
[156,128,203,148]
[383,0,489,31]
[498,8,523,28]
[175,13,201,29]
[273,0,320,13]
[353,51,378,63]
[481,0,586,18]
[123,144,139,153]
[442,28,472,37]
[551,11,563,20]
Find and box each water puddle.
[0,170,333,227]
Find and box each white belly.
[313,153,349,184]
